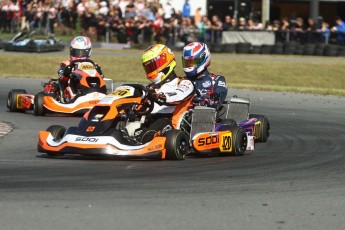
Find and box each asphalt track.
[1,77,345,230]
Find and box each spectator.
[291,17,306,43]
[222,15,232,31]
[331,17,345,45]
[211,15,222,43]
[163,2,173,23]
[318,21,330,43]
[99,1,109,16]
[253,18,263,30]
[238,17,247,31]
[230,18,238,31]
[182,0,190,18]
[152,11,163,43]
[194,7,202,27]
[196,15,210,42]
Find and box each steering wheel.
[121,84,155,116]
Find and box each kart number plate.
[220,133,232,152]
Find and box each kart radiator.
[220,97,250,123]
[190,106,217,141]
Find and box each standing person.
[331,17,345,45]
[57,36,104,102]
[134,44,195,143]
[182,42,227,107]
[181,0,190,18]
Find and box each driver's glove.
[63,65,72,77]
[154,92,167,105]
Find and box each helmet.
[70,36,92,61]
[142,44,176,84]
[182,42,211,77]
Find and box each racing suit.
[188,70,228,106]
[57,59,104,100]
[135,73,195,143]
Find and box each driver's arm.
[213,76,228,104]
[163,79,195,104]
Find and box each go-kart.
[7,59,110,116]
[3,31,64,52]
[217,96,270,144]
[37,84,251,160]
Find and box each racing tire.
[249,114,270,143]
[217,125,247,156]
[164,130,189,160]
[7,89,27,112]
[46,125,66,156]
[34,92,46,116]
[221,119,237,126]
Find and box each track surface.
[1,77,345,230]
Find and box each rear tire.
[218,125,247,156]
[249,114,270,143]
[164,130,189,160]
[46,125,66,156]
[34,92,46,116]
[7,89,27,112]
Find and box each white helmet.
[70,36,92,61]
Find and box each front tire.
[164,130,189,160]
[249,114,270,143]
[34,92,46,116]
[218,125,247,156]
[7,89,27,112]
[46,125,66,156]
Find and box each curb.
[0,121,13,140]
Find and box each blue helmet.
[182,42,211,77]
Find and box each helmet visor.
[143,53,167,74]
[70,48,90,58]
[182,57,203,68]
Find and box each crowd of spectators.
[1,0,345,46]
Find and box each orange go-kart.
[7,59,109,116]
[37,84,250,160]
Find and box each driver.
[134,44,195,143]
[182,42,227,107]
[57,36,104,101]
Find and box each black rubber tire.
[303,44,316,55]
[217,125,247,156]
[7,89,27,112]
[260,45,273,54]
[34,92,46,116]
[164,130,189,160]
[222,44,236,53]
[235,43,251,54]
[221,119,237,126]
[46,125,66,156]
[249,114,270,143]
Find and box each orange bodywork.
[43,95,101,113]
[193,131,233,153]
[38,131,167,159]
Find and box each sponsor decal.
[220,133,232,152]
[86,126,96,132]
[218,81,226,87]
[148,144,162,151]
[111,88,130,97]
[75,137,99,142]
[80,63,95,70]
[89,100,98,105]
[197,135,219,146]
[94,114,104,119]
[202,80,212,88]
